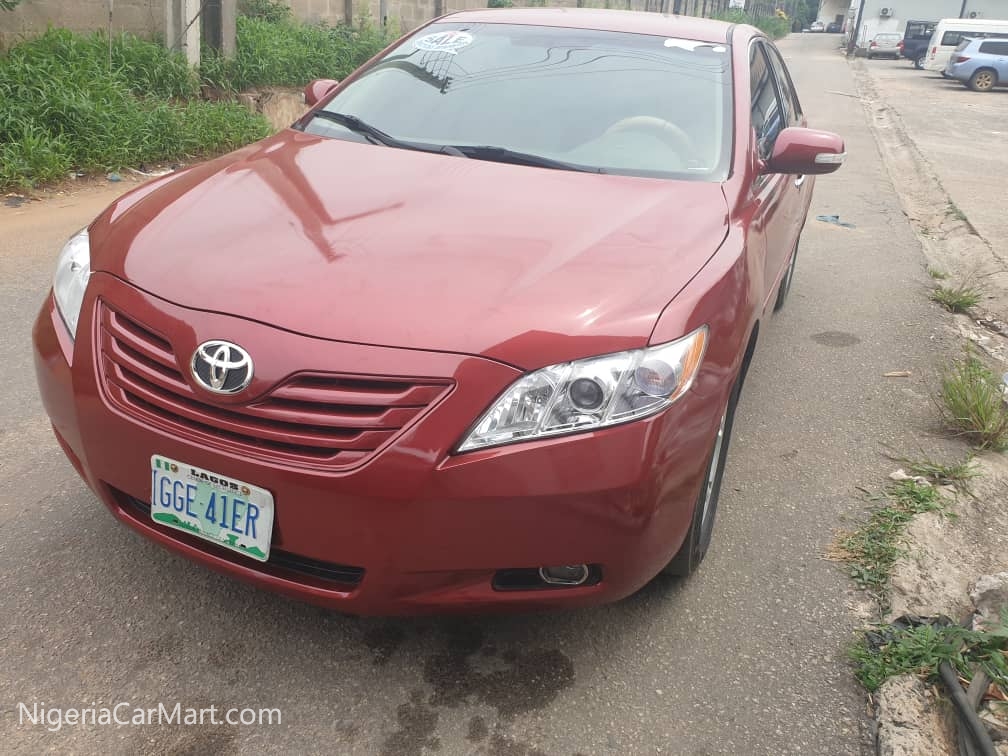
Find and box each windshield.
[302,22,733,181]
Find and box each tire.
[662,378,740,577]
[914,56,925,69]
[774,242,799,312]
[968,68,997,92]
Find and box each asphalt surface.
[1,33,968,755]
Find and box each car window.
[306,23,733,182]
[954,39,972,52]
[980,40,1008,54]
[941,30,972,46]
[763,43,802,126]
[905,22,935,40]
[749,42,785,161]
[876,34,901,41]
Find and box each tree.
[1,0,22,10]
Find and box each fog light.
[539,564,590,586]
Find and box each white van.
[924,18,1008,72]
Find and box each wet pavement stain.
[811,330,861,347]
[422,621,575,720]
[487,732,550,756]
[467,715,489,742]
[381,690,440,756]
[363,622,406,667]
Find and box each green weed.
[850,612,1008,693]
[930,283,982,312]
[831,481,946,613]
[926,266,948,280]
[937,349,1008,450]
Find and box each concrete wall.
[0,0,751,51]
[0,0,165,49]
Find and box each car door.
[979,39,1008,79]
[748,40,803,305]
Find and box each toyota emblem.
[191,340,254,394]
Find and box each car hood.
[90,130,729,369]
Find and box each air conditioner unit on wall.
[879,7,892,17]
[969,11,982,18]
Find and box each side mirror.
[764,127,846,175]
[303,79,340,107]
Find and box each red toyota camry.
[33,9,843,614]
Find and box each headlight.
[457,325,708,452]
[53,229,91,339]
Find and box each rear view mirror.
[764,127,846,175]
[303,79,340,107]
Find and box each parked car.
[898,20,937,69]
[944,36,1008,90]
[810,20,825,32]
[826,22,842,34]
[924,17,1008,72]
[33,10,843,615]
[867,33,902,59]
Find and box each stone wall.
[0,0,165,50]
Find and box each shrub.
[238,0,292,23]
[0,29,270,190]
[200,16,394,92]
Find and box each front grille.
[96,302,452,468]
[120,493,365,586]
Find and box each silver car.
[868,33,902,59]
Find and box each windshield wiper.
[310,111,409,147]
[447,145,604,174]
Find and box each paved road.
[1,33,965,755]
[854,54,1008,255]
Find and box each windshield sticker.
[415,30,473,54]
[663,39,727,53]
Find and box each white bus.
[924,17,1008,72]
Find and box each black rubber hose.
[938,660,998,756]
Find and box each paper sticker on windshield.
[415,30,473,54]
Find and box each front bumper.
[33,275,724,615]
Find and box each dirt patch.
[237,87,307,132]
[887,453,1008,622]
[876,674,958,756]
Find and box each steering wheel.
[602,116,698,156]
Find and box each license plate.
[149,456,274,562]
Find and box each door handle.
[794,175,806,188]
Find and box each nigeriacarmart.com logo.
[19,702,282,732]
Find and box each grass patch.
[898,454,978,487]
[199,15,394,92]
[937,348,1008,450]
[850,613,1008,693]
[926,266,948,280]
[0,29,271,191]
[830,481,947,613]
[930,283,982,312]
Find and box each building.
[843,0,1008,52]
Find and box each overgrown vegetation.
[937,348,1008,450]
[931,282,982,312]
[200,14,394,92]
[850,612,1008,694]
[713,9,791,39]
[0,29,270,190]
[830,481,948,613]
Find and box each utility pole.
[848,0,866,56]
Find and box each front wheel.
[662,380,739,577]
